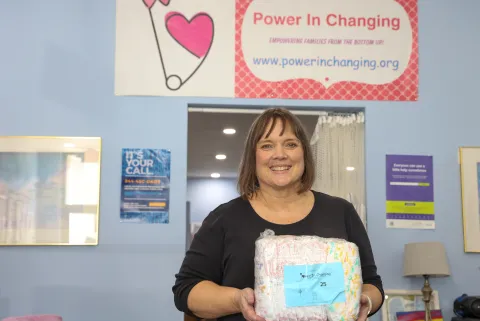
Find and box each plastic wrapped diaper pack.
[254,229,363,321]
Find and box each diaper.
[254,229,362,321]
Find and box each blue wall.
[0,1,479,321]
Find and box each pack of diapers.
[254,229,362,321]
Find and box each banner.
[385,155,434,229]
[115,0,418,101]
[120,148,171,224]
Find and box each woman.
[173,108,384,321]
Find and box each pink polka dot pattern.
[234,0,418,101]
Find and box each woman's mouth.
[270,165,292,172]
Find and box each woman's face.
[255,119,305,191]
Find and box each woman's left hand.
[357,294,373,321]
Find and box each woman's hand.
[234,288,266,321]
[357,294,373,321]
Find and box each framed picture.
[459,147,480,252]
[0,136,102,246]
[381,289,440,321]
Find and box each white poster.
[115,0,418,101]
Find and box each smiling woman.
[173,108,384,321]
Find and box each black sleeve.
[172,208,225,317]
[345,202,384,316]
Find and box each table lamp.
[403,242,450,321]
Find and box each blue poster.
[120,148,171,224]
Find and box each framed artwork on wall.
[0,136,102,246]
[381,289,440,321]
[459,147,480,253]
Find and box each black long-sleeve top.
[173,190,384,321]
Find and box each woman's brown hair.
[237,108,315,199]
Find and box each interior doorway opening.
[186,105,366,247]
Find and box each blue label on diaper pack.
[283,262,346,308]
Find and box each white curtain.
[310,112,367,228]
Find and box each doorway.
[186,106,366,246]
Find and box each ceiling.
[187,110,319,178]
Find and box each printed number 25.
[320,282,327,286]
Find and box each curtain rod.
[188,107,328,116]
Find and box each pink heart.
[165,12,214,59]
[158,0,170,5]
[143,0,155,8]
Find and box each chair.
[2,315,62,321]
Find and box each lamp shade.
[403,242,450,277]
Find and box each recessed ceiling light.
[223,128,236,135]
[346,166,355,171]
[211,173,220,178]
[215,154,227,160]
[64,143,75,148]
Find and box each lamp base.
[422,275,433,321]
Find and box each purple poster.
[386,155,435,229]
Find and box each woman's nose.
[272,146,287,159]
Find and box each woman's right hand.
[234,288,266,321]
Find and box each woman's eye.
[261,144,273,149]
[286,143,298,148]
